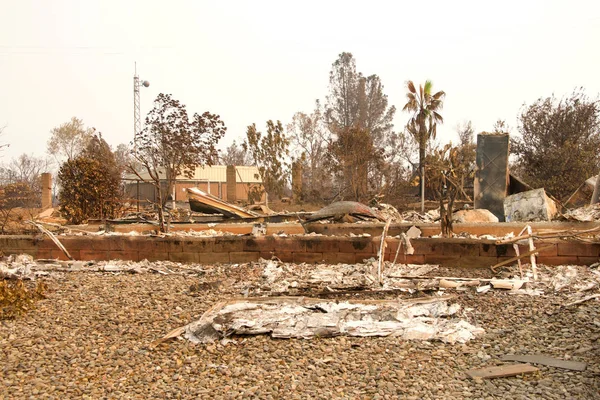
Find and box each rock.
[452,209,499,223]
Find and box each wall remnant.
[226,165,237,203]
[1,235,598,266]
[474,133,510,221]
[41,173,52,209]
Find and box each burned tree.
[324,52,396,198]
[427,144,472,236]
[47,117,94,162]
[220,140,250,166]
[58,135,122,224]
[512,89,600,201]
[243,120,290,202]
[0,182,37,234]
[131,93,226,232]
[454,121,476,199]
[327,126,382,202]
[287,101,329,201]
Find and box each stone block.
[169,252,199,263]
[259,251,276,260]
[557,242,600,257]
[338,238,373,253]
[108,251,140,261]
[303,238,340,253]
[442,243,480,257]
[244,237,276,252]
[355,253,375,263]
[332,252,356,264]
[213,237,244,253]
[538,256,580,266]
[80,250,110,261]
[411,240,440,255]
[577,256,600,265]
[504,189,557,222]
[181,239,215,253]
[230,251,260,263]
[293,252,324,264]
[198,253,230,264]
[405,255,426,264]
[275,252,294,262]
[273,238,306,252]
[0,236,38,251]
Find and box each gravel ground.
[1,261,599,399]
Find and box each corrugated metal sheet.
[192,165,227,181]
[124,165,262,183]
[235,166,262,184]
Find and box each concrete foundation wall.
[1,235,598,266]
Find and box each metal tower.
[133,63,149,153]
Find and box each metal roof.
[123,165,262,183]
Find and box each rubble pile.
[1,254,599,398]
[560,203,600,222]
[184,296,484,344]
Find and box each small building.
[123,165,263,204]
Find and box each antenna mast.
[133,63,149,154]
[133,63,141,153]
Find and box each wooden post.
[526,225,538,280]
[377,219,392,285]
[421,166,425,213]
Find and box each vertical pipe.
[421,166,425,213]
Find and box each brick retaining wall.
[1,235,598,267]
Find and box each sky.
[1,0,599,164]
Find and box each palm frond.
[432,90,446,100]
[424,80,433,95]
[406,120,419,138]
[406,80,416,94]
[429,100,444,111]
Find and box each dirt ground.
[1,261,599,399]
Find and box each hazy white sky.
[1,0,599,162]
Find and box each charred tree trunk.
[155,184,166,233]
[438,175,457,237]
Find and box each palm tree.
[403,80,445,208]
